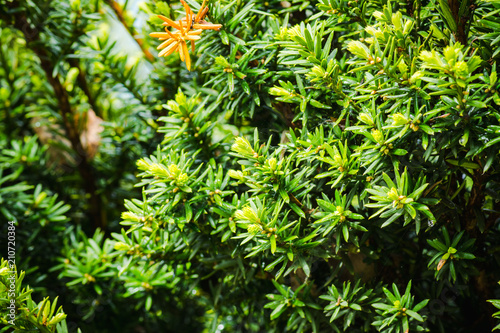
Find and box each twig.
[7,5,105,230]
[105,0,155,62]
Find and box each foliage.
[0,259,72,333]
[1,0,500,332]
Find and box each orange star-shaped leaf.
[149,0,222,70]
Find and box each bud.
[235,206,259,223]
[403,20,413,34]
[84,273,96,283]
[275,26,289,40]
[231,137,255,157]
[228,169,244,181]
[177,172,188,185]
[333,154,343,166]
[141,282,153,290]
[358,112,374,126]
[267,157,277,171]
[392,113,409,126]
[371,129,384,143]
[168,164,181,177]
[121,211,142,222]
[247,224,263,235]
[387,187,399,201]
[151,163,167,177]
[114,242,130,251]
[136,159,149,170]
[454,61,468,76]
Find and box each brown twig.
[8,6,105,230]
[290,193,303,208]
[447,0,475,45]
[105,0,155,62]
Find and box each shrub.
[1,0,500,332]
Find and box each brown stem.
[105,0,155,62]
[290,193,313,217]
[9,7,105,230]
[290,193,303,208]
[67,58,102,118]
[447,0,475,45]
